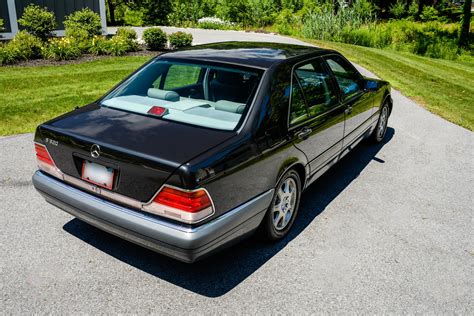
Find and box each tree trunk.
[107,0,116,25]
[459,0,472,48]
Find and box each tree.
[459,0,472,48]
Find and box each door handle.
[297,127,312,140]
[345,106,353,114]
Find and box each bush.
[64,8,102,40]
[0,19,4,32]
[89,36,111,56]
[248,0,277,27]
[107,36,128,56]
[168,32,193,49]
[420,6,439,21]
[0,43,21,65]
[43,37,81,61]
[274,8,299,35]
[389,0,406,19]
[115,27,137,41]
[17,4,57,41]
[143,27,167,51]
[9,31,43,60]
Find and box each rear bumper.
[32,171,273,263]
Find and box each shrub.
[107,36,128,56]
[9,31,43,60]
[64,8,102,39]
[389,0,406,19]
[0,43,21,65]
[420,6,439,21]
[115,27,137,41]
[168,32,193,49]
[17,4,57,41]
[89,36,111,56]
[408,0,419,18]
[143,27,167,50]
[248,0,277,27]
[43,37,81,61]
[0,19,4,32]
[112,27,139,52]
[274,8,299,35]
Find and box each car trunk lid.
[36,104,235,202]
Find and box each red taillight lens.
[142,186,214,223]
[154,187,212,213]
[35,143,54,166]
[34,142,62,179]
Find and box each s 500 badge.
[45,138,58,146]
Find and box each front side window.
[102,60,262,131]
[325,55,362,99]
[289,59,339,125]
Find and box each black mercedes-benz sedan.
[32,42,392,262]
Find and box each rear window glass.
[101,60,262,131]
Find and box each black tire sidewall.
[373,103,389,143]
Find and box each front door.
[288,58,346,176]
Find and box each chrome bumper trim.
[32,171,273,262]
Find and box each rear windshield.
[101,59,263,131]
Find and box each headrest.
[147,88,180,102]
[215,100,245,114]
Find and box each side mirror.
[365,79,379,91]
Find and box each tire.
[371,102,390,143]
[260,169,302,241]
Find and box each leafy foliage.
[115,27,137,40]
[420,6,440,21]
[143,27,168,50]
[17,4,57,41]
[43,37,81,61]
[9,31,43,60]
[168,31,193,49]
[64,8,102,39]
[0,43,21,65]
[389,0,406,19]
[89,36,112,55]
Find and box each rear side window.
[325,55,362,99]
[163,64,201,90]
[289,59,339,125]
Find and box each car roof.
[159,41,334,69]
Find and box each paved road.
[107,26,313,46]
[1,30,473,314]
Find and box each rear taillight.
[142,186,214,224]
[34,143,62,179]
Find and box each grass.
[0,56,151,135]
[306,40,474,131]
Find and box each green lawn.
[307,40,474,131]
[0,56,151,135]
[1,44,473,135]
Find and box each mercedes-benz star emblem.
[90,144,100,158]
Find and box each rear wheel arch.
[276,161,307,191]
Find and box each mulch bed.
[5,49,163,68]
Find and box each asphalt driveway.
[1,30,473,313]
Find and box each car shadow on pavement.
[63,127,394,298]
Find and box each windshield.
[101,59,263,131]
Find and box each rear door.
[323,55,374,145]
[288,57,346,176]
